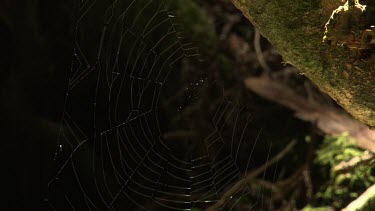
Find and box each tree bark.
[231,0,375,128]
[244,75,375,152]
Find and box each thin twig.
[254,29,271,73]
[333,151,375,174]
[206,139,297,210]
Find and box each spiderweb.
[46,0,273,210]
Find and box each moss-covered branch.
[231,0,375,128]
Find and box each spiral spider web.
[46,0,274,210]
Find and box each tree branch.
[244,75,375,153]
[342,184,375,211]
[333,151,375,174]
[206,139,297,210]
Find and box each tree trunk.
[231,0,375,128]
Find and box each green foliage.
[166,0,217,53]
[301,205,333,211]
[218,54,234,81]
[315,132,362,167]
[313,132,375,209]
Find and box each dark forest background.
[1,0,374,210]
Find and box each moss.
[232,0,375,127]
[301,205,334,211]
